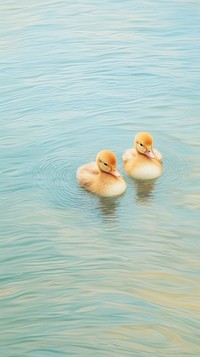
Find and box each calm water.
[1,0,200,356]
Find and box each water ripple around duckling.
[32,130,191,234]
[33,153,80,209]
[33,131,189,209]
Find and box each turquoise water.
[1,0,200,356]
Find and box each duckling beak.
[145,149,155,159]
[110,168,121,177]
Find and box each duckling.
[77,150,127,197]
[123,132,162,180]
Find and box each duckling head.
[96,150,121,177]
[134,132,155,159]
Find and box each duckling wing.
[153,149,162,162]
[77,162,98,188]
[122,148,136,162]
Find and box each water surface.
[1,0,200,356]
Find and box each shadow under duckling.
[77,150,127,197]
[123,132,162,180]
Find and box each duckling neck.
[99,170,117,181]
[136,150,149,159]
[135,149,143,157]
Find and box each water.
[1,0,200,356]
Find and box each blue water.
[1,1,200,356]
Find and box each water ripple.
[1,0,200,356]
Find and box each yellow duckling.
[123,132,162,180]
[77,150,127,197]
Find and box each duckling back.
[76,162,98,190]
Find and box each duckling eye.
[140,143,143,147]
[104,162,108,166]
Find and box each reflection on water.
[1,0,200,356]
[133,179,156,205]
[98,196,120,222]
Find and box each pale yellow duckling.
[77,150,127,197]
[123,132,162,180]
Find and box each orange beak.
[110,168,121,177]
[145,149,155,159]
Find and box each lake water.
[1,0,200,356]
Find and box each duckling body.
[123,132,162,180]
[77,150,127,197]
